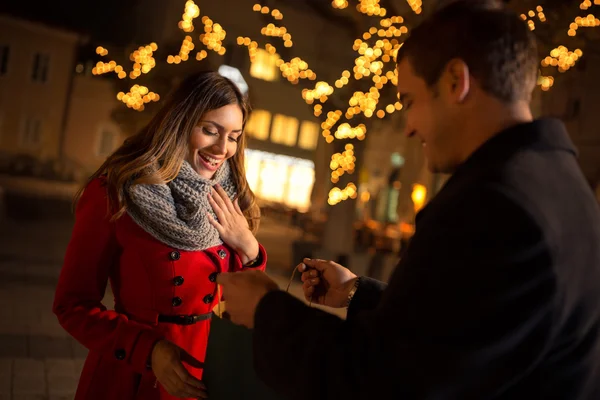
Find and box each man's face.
[397,59,463,173]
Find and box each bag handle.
[286,265,313,307]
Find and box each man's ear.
[441,58,470,103]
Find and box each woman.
[53,71,267,399]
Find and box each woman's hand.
[151,340,208,398]
[207,184,259,264]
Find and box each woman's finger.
[210,187,230,215]
[163,371,207,399]
[207,212,224,233]
[208,194,228,223]
[173,361,204,389]
[161,375,180,397]
[173,386,206,399]
[173,382,206,399]
[207,192,222,212]
[214,184,237,214]
[233,198,244,216]
[172,363,207,397]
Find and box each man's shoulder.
[410,182,545,264]
[427,142,595,233]
[421,179,538,231]
[496,147,600,242]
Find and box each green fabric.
[203,314,288,400]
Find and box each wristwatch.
[345,277,360,308]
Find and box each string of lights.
[406,0,423,15]
[116,85,160,111]
[568,14,600,37]
[332,0,348,10]
[328,183,358,206]
[330,144,356,184]
[539,45,582,90]
[537,2,597,91]
[168,4,227,65]
[178,0,200,32]
[580,0,600,11]
[252,4,315,83]
[356,0,386,17]
[520,5,547,31]
[90,1,598,205]
[92,43,157,80]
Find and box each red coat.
[53,177,267,400]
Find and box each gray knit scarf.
[126,160,237,251]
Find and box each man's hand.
[300,258,358,308]
[151,339,208,398]
[216,270,279,329]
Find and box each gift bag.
[203,268,310,399]
[202,311,287,400]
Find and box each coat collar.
[415,118,576,224]
[456,118,577,174]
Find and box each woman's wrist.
[235,235,259,265]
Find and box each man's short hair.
[397,0,539,103]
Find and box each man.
[217,1,600,399]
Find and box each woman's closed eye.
[202,127,218,136]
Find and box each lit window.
[298,121,319,150]
[284,164,315,212]
[271,114,298,146]
[249,48,279,82]
[258,159,288,202]
[244,149,315,212]
[245,109,271,140]
[244,151,262,192]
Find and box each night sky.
[2,0,138,45]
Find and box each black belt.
[158,313,212,325]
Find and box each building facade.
[0,14,126,181]
[62,73,127,178]
[0,15,81,164]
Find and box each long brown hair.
[76,71,260,233]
